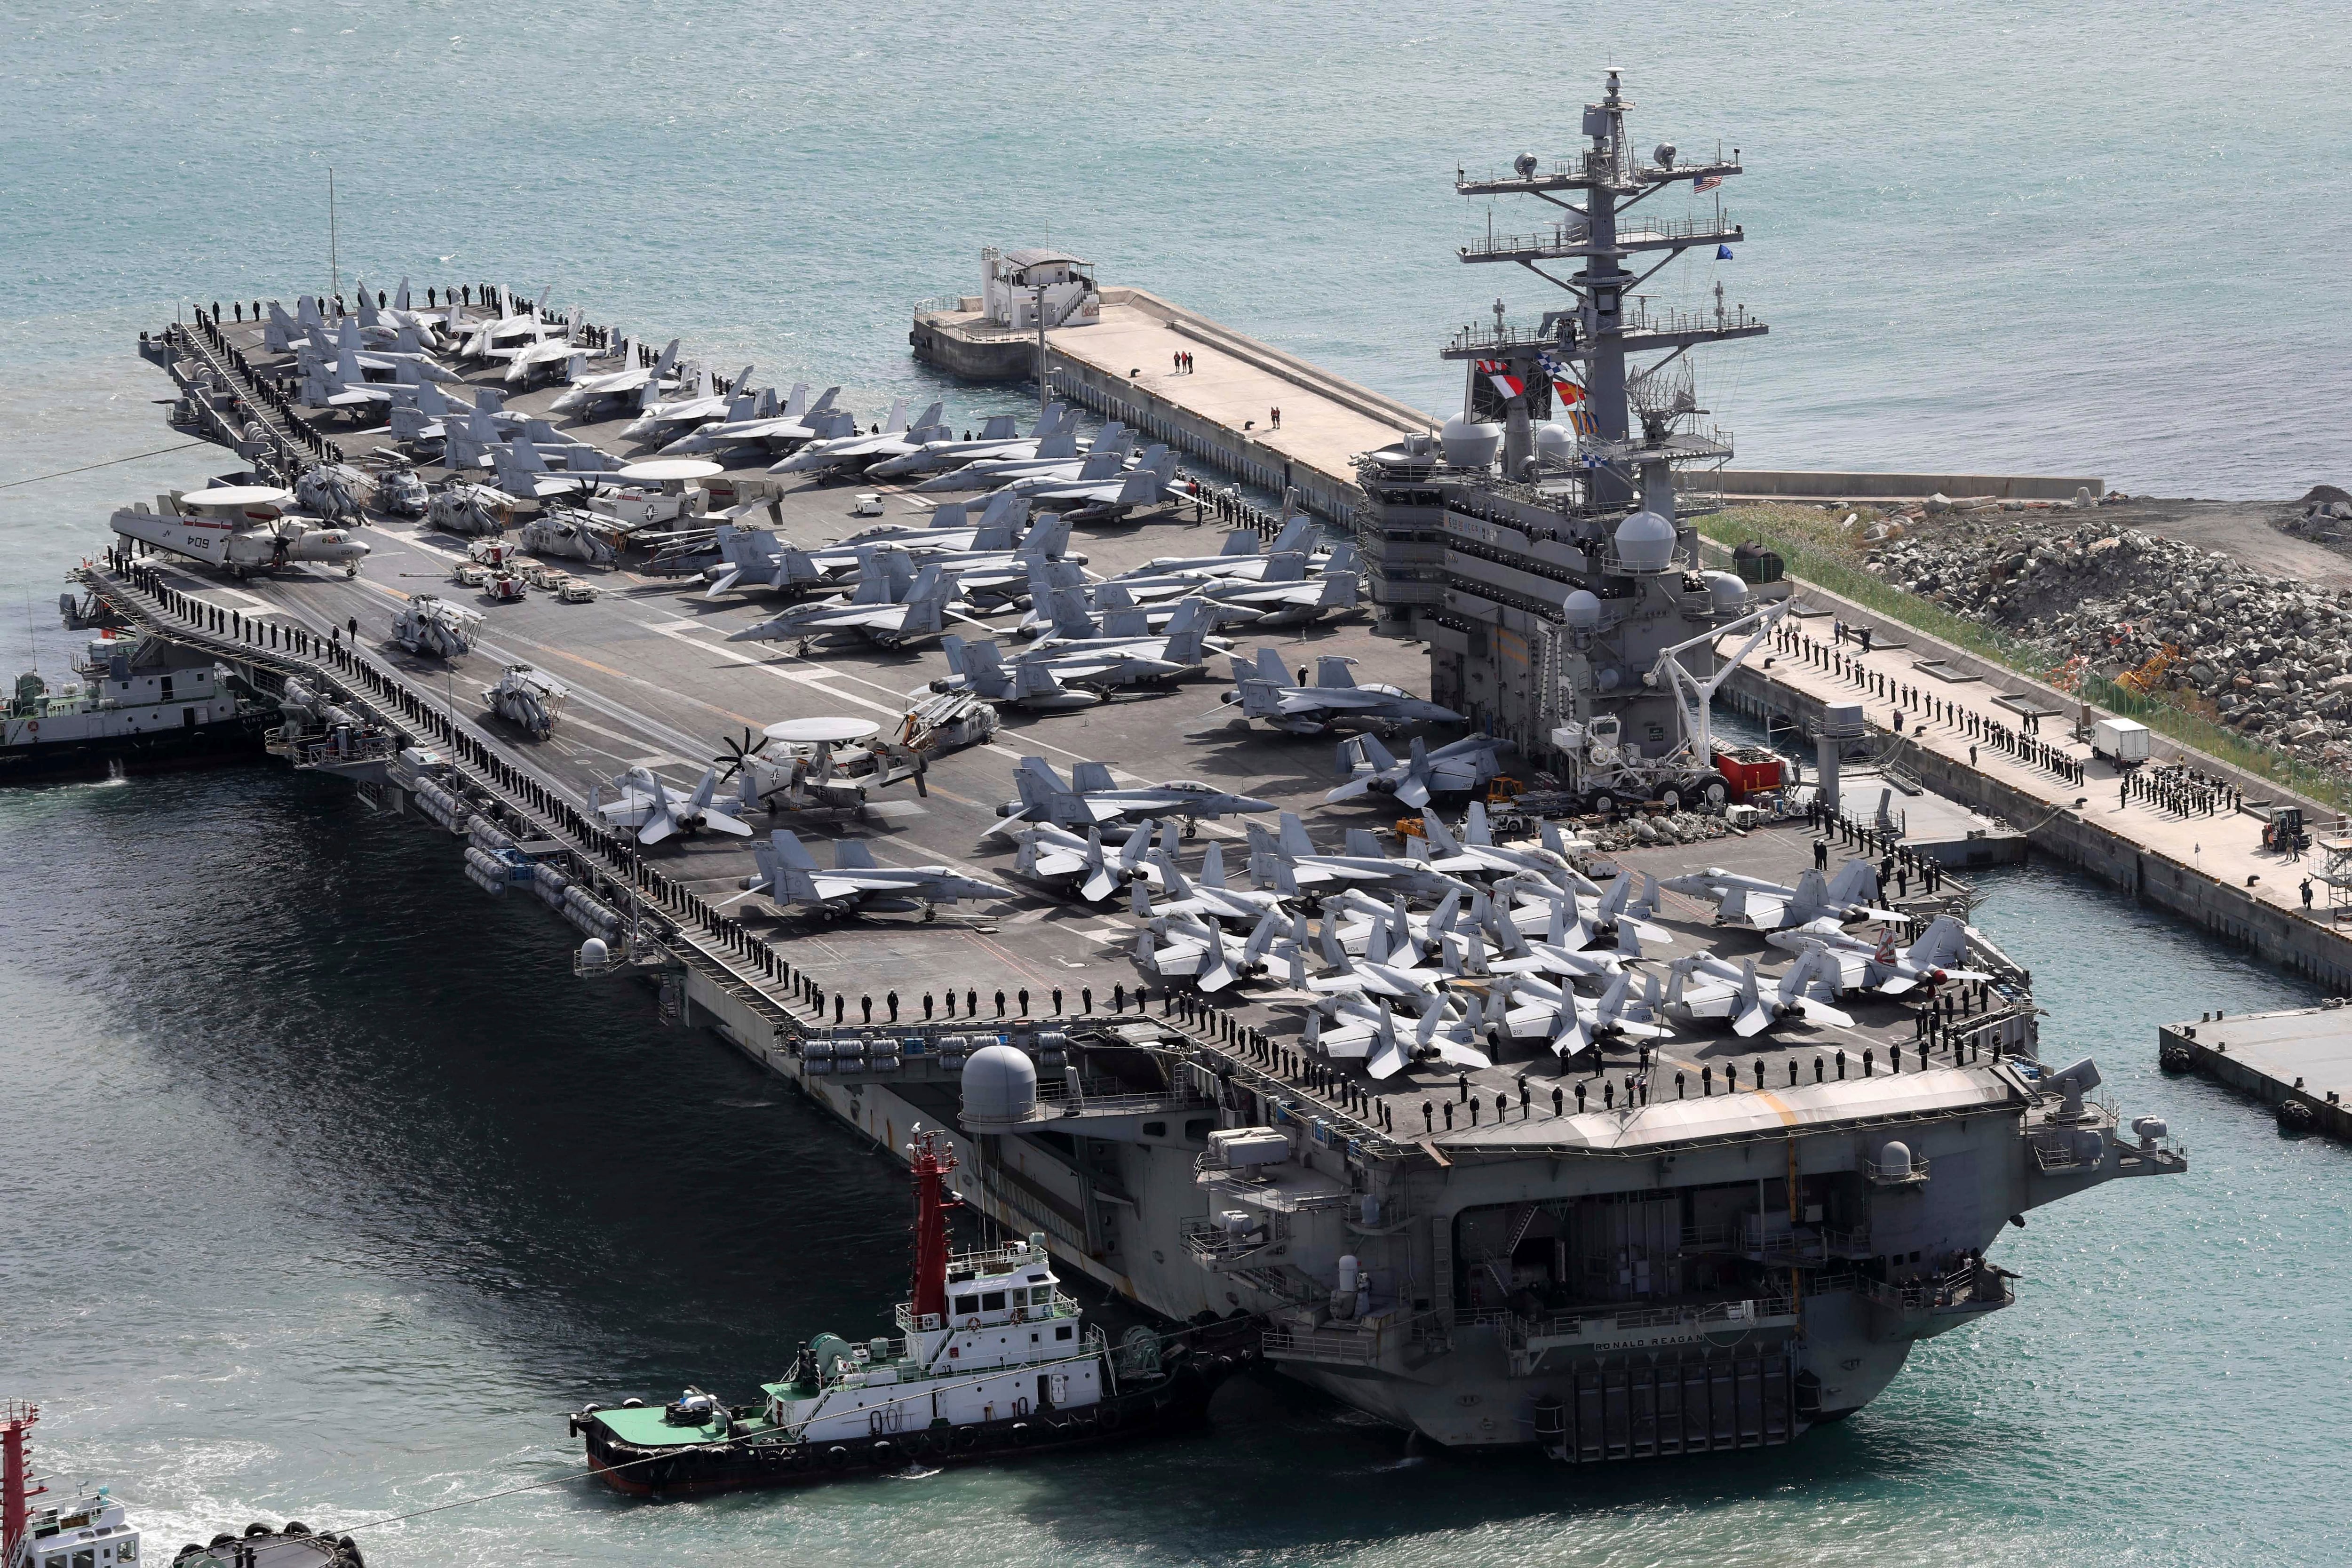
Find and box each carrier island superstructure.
[64,70,2188,1466]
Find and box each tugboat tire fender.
[952,1427,980,1454]
[825,1444,852,1469]
[338,1536,366,1568]
[208,1536,239,1551]
[283,1523,311,1538]
[245,1525,275,1539]
[1009,1421,1033,1447]
[1098,1405,1122,1432]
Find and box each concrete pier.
[1714,557,2352,994]
[2158,1006,2352,1139]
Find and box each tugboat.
[3,1402,357,1568]
[571,1131,1253,1494]
[1,632,270,782]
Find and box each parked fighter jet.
[1013,823,1155,902]
[1245,813,1477,900]
[999,447,1180,520]
[488,436,627,501]
[1213,650,1463,737]
[598,765,754,845]
[1492,970,1670,1058]
[656,383,843,453]
[770,400,953,476]
[937,639,1097,710]
[1326,733,1507,808]
[109,486,369,579]
[1663,948,1854,1037]
[748,829,1009,919]
[1657,860,1899,931]
[1135,909,1290,993]
[1131,513,1326,581]
[1136,843,1284,924]
[988,757,1273,836]
[1190,564,1359,628]
[548,338,683,415]
[865,404,1076,478]
[1414,804,1595,892]
[725,555,963,650]
[1764,913,1991,995]
[908,420,1115,493]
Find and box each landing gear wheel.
[1587,790,1616,816]
[1654,784,1685,811]
[1693,772,1732,809]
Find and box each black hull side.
[0,715,270,783]
[582,1357,1240,1497]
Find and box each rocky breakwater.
[1865,517,2352,767]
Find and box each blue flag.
[1716,244,1735,260]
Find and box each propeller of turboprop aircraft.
[714,727,768,781]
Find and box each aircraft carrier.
[60,71,2187,1463]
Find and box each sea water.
[5,2,2352,1561]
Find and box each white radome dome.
[1562,589,1603,630]
[960,1043,1038,1127]
[1704,570,1750,611]
[1532,421,1577,468]
[1439,414,1502,469]
[1613,509,1677,572]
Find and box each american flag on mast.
[1692,174,1724,193]
[1474,358,1526,399]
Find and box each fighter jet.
[500,305,592,385]
[548,338,683,415]
[841,491,1031,550]
[1765,913,1992,995]
[908,420,1119,493]
[1657,860,1900,932]
[1213,650,1463,737]
[1189,564,1359,629]
[1496,969,1674,1059]
[726,554,964,650]
[488,436,627,502]
[1302,906,1467,1001]
[656,383,844,454]
[1662,948,1854,1037]
[1134,909,1290,994]
[109,486,368,579]
[941,636,1191,708]
[997,447,1180,520]
[748,829,1010,920]
[597,766,755,845]
[1131,513,1327,581]
[988,757,1273,836]
[1013,823,1157,902]
[1326,733,1508,809]
[1414,804,1596,893]
[1245,813,1477,901]
[865,404,1076,478]
[1135,843,1284,925]
[1021,590,1228,667]
[769,400,953,476]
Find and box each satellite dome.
[1439,414,1502,469]
[1562,589,1603,630]
[1704,570,1750,612]
[960,1043,1038,1127]
[1879,1140,1913,1176]
[1533,421,1577,469]
[1613,509,1677,572]
[578,937,609,966]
